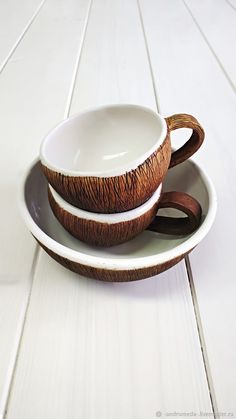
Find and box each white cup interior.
[40,104,167,177]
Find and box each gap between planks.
[0,0,46,74]
[185,256,218,418]
[182,0,236,93]
[1,1,94,418]
[180,0,236,408]
[136,0,160,112]
[225,0,236,12]
[0,246,40,419]
[137,0,218,415]
[3,0,219,415]
[63,0,94,119]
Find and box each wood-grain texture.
[42,112,204,214]
[0,0,92,416]
[3,0,222,416]
[139,0,236,411]
[48,186,159,246]
[166,113,205,168]
[48,186,202,245]
[42,135,171,213]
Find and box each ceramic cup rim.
[49,183,162,224]
[19,158,217,271]
[40,103,167,178]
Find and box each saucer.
[20,159,217,282]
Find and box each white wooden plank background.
[3,0,213,418]
[0,0,91,417]
[226,0,236,10]
[138,0,236,413]
[184,0,236,90]
[0,0,235,417]
[0,0,46,72]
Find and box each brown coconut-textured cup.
[48,184,202,247]
[40,105,204,213]
[21,159,217,283]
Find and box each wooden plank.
[7,255,212,419]
[184,0,236,90]
[6,0,212,417]
[138,0,236,413]
[0,0,91,416]
[225,0,236,10]
[0,0,45,72]
[70,0,155,109]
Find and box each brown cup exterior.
[48,187,202,247]
[48,187,160,247]
[42,113,204,213]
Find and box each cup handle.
[148,191,202,235]
[165,114,204,168]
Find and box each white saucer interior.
[23,159,216,267]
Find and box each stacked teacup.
[40,105,204,246]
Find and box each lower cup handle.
[148,191,202,235]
